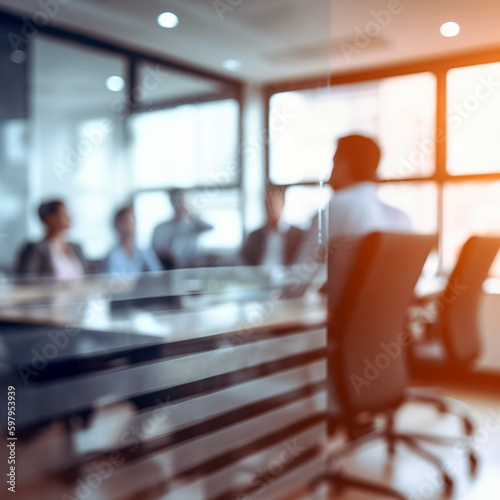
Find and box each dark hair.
[38,200,65,223]
[114,205,134,229]
[336,135,381,181]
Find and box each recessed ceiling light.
[440,21,460,37]
[157,12,179,29]
[222,59,242,71]
[106,76,125,92]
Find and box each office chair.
[325,232,476,499]
[404,236,500,451]
[410,235,500,370]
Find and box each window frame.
[0,8,246,250]
[263,48,500,274]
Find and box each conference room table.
[0,268,330,500]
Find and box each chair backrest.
[14,242,35,277]
[439,236,500,365]
[328,232,436,415]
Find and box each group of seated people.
[14,189,206,280]
[14,134,412,282]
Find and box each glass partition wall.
[0,2,332,300]
[265,58,500,277]
[0,15,242,272]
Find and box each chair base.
[327,401,478,499]
[328,470,407,499]
[404,387,475,436]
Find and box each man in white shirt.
[307,135,413,302]
[327,134,411,238]
[324,136,413,437]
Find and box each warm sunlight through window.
[378,182,438,234]
[130,99,239,189]
[447,62,500,175]
[269,72,436,185]
[443,182,500,275]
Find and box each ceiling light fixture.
[106,76,125,92]
[158,12,179,29]
[222,59,242,71]
[440,21,460,37]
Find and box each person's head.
[328,135,381,191]
[114,206,136,241]
[38,200,70,235]
[169,188,187,217]
[265,185,286,228]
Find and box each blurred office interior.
[1,0,500,499]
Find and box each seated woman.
[16,200,88,280]
[107,206,162,274]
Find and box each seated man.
[323,135,413,438]
[327,134,411,239]
[309,135,412,301]
[152,189,213,269]
[241,185,305,267]
[107,206,162,274]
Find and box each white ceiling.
[1,0,500,83]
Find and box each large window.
[31,35,127,259]
[378,182,438,235]
[136,63,227,108]
[443,182,500,275]
[129,99,239,189]
[22,32,241,264]
[268,62,500,277]
[269,72,436,185]
[447,62,500,175]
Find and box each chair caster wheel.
[464,418,474,436]
[443,474,454,497]
[469,452,478,476]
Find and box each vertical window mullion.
[436,69,448,273]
